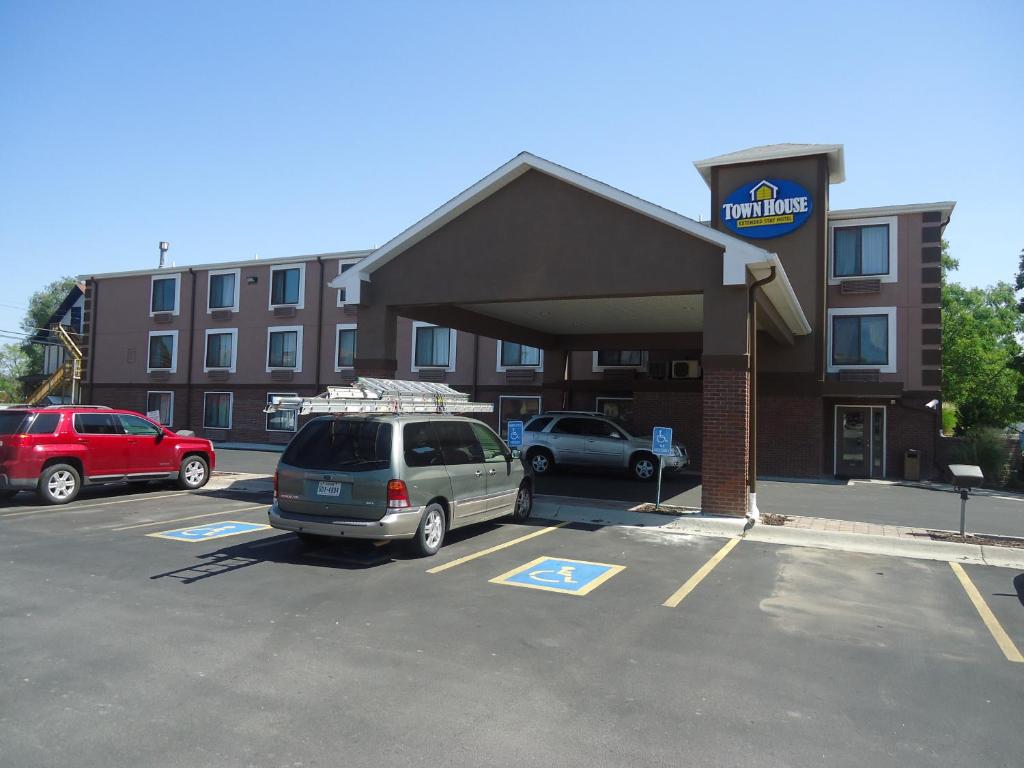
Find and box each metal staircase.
[26,324,84,405]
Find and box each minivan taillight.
[273,470,279,499]
[386,479,411,509]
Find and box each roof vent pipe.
[158,241,169,269]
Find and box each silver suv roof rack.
[266,378,494,416]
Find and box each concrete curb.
[533,494,748,537]
[208,471,274,494]
[532,493,1024,567]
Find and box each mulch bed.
[926,531,1024,549]
[759,513,791,526]
[629,503,701,516]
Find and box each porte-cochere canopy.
[330,152,812,517]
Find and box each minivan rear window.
[0,412,28,435]
[282,418,392,472]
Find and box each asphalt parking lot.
[213,449,1024,537]
[2,482,1022,768]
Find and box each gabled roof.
[329,152,813,334]
[693,143,845,186]
[30,283,84,343]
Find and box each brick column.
[701,364,750,516]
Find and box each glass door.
[836,407,869,477]
[835,406,886,478]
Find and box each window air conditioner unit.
[670,360,702,379]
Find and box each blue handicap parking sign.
[490,556,625,596]
[652,426,673,457]
[148,520,270,542]
[507,420,524,448]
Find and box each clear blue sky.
[1,0,1021,337]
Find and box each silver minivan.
[269,414,531,556]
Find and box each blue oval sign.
[720,178,813,239]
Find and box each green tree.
[0,343,28,402]
[942,247,1024,431]
[19,276,77,374]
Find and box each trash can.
[904,449,920,481]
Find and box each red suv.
[0,406,216,505]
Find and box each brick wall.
[90,384,318,446]
[758,394,824,478]
[887,400,939,479]
[632,391,703,467]
[700,368,749,517]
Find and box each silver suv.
[520,412,689,481]
[269,414,530,556]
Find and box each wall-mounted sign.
[720,178,813,239]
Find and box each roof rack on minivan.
[266,378,494,416]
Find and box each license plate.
[317,481,343,497]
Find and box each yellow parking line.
[112,504,269,531]
[662,538,741,608]
[949,562,1024,663]
[0,491,188,518]
[426,523,569,574]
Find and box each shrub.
[941,404,957,436]
[949,427,1016,486]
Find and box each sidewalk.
[777,515,921,538]
[534,493,1024,569]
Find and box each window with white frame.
[146,391,174,426]
[203,392,233,429]
[596,397,634,426]
[147,331,178,373]
[829,217,898,282]
[827,307,897,373]
[207,268,240,312]
[150,273,180,315]
[593,350,646,371]
[336,260,359,305]
[267,326,302,371]
[336,324,357,369]
[498,341,542,370]
[498,396,542,436]
[269,264,304,308]
[204,329,238,372]
[412,322,456,370]
[266,392,298,432]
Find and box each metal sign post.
[652,426,673,510]
[507,420,524,459]
[948,464,984,539]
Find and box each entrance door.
[835,406,886,478]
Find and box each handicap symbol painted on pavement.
[147,520,270,543]
[489,556,625,596]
